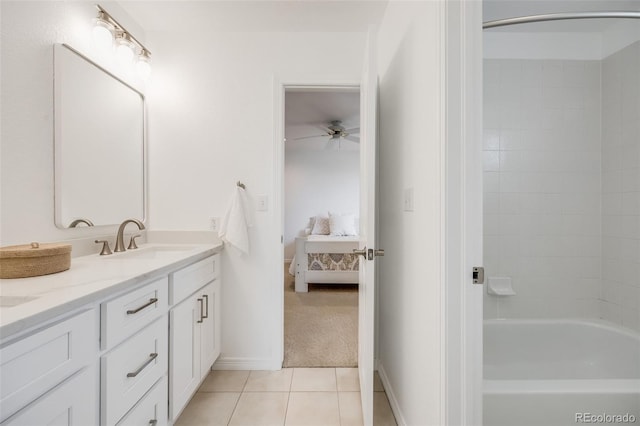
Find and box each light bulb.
[92,17,114,51]
[115,34,135,64]
[136,51,151,80]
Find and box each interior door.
[358,29,378,426]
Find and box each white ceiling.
[285,90,360,151]
[483,0,640,32]
[118,0,388,33]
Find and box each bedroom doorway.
[283,88,361,368]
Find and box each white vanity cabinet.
[100,277,169,426]
[169,254,221,421]
[0,309,98,425]
[0,245,222,426]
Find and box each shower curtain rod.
[483,11,640,29]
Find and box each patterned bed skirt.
[308,253,359,271]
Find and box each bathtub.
[484,319,640,426]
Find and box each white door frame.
[442,0,483,425]
[273,77,362,367]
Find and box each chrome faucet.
[114,218,145,252]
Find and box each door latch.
[353,247,367,257]
[473,267,484,284]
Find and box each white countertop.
[0,242,223,341]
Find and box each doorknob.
[353,247,367,257]
[374,249,385,257]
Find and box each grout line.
[241,371,250,392]
[226,392,243,426]
[334,368,343,426]
[284,390,292,426]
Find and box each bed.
[291,235,360,292]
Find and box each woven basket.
[0,242,72,279]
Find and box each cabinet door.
[213,278,221,363]
[3,366,97,426]
[0,309,96,423]
[199,281,216,375]
[169,294,201,421]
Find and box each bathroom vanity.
[0,243,223,425]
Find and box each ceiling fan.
[287,120,360,147]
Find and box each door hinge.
[473,267,484,284]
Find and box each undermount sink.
[108,245,198,260]
[0,295,39,308]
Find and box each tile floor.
[175,368,397,426]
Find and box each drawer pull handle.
[126,298,158,315]
[202,294,209,319]
[197,298,204,323]
[127,353,158,378]
[149,420,158,426]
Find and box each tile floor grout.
[176,368,397,426]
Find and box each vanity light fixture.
[92,10,114,51]
[136,49,152,80]
[92,5,152,79]
[115,32,136,64]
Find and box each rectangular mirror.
[54,43,145,228]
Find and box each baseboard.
[378,362,407,426]
[213,356,282,371]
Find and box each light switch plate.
[404,187,414,212]
[257,195,268,211]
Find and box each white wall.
[284,150,359,260]
[483,58,602,320]
[376,1,443,424]
[0,1,146,247]
[601,41,640,332]
[146,30,366,368]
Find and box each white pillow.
[329,212,357,236]
[311,215,330,235]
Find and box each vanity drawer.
[101,277,168,350]
[116,376,167,426]
[2,365,98,426]
[0,309,96,423]
[101,316,167,426]
[171,255,219,304]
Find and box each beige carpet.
[284,262,358,368]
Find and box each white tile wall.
[600,41,640,332]
[483,58,602,320]
[484,44,640,333]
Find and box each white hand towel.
[218,187,253,254]
[288,255,296,276]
